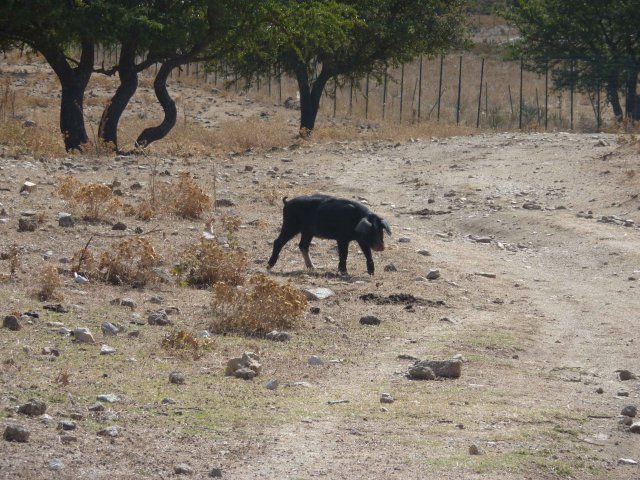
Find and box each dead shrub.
[1,244,21,275]
[36,265,64,301]
[98,237,159,286]
[58,175,122,221]
[174,239,246,288]
[162,330,215,359]
[210,274,307,336]
[163,172,211,219]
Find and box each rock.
[73,328,95,343]
[20,181,36,193]
[475,272,497,278]
[4,425,30,442]
[58,213,75,227]
[618,391,630,397]
[629,422,640,434]
[111,298,137,309]
[414,359,462,378]
[265,330,291,342]
[100,344,116,355]
[469,444,482,455]
[175,464,193,475]
[148,311,171,326]
[112,222,127,231]
[73,272,89,284]
[48,459,64,471]
[426,269,441,280]
[215,198,236,207]
[522,202,542,210]
[18,217,37,232]
[88,403,105,412]
[58,421,76,431]
[416,249,431,256]
[209,467,223,478]
[384,263,398,272]
[471,236,492,243]
[22,119,36,128]
[398,237,411,243]
[283,96,300,110]
[18,398,47,416]
[3,315,22,331]
[234,367,256,380]
[309,306,321,314]
[308,355,324,366]
[380,393,394,404]
[595,387,604,394]
[408,365,436,380]
[161,398,176,405]
[169,371,186,385]
[304,287,335,301]
[97,426,119,437]
[40,414,55,426]
[59,434,77,444]
[266,379,279,390]
[101,322,121,336]
[96,394,120,403]
[225,352,262,377]
[359,315,381,326]
[618,458,638,465]
[622,405,637,417]
[617,370,637,381]
[149,295,164,304]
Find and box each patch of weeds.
[210,274,307,336]
[162,330,215,359]
[164,172,211,219]
[0,244,20,278]
[174,238,246,288]
[35,264,64,301]
[58,175,122,221]
[97,237,159,286]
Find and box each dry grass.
[161,329,215,359]
[58,175,122,221]
[97,237,159,286]
[210,274,307,336]
[174,238,247,288]
[0,244,21,277]
[35,264,64,301]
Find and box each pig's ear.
[355,217,372,235]
[382,219,392,235]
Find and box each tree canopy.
[503,0,640,121]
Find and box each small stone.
[97,426,119,437]
[100,344,116,355]
[148,311,171,326]
[73,328,95,343]
[383,263,398,272]
[621,405,637,417]
[426,269,441,280]
[620,416,634,426]
[225,352,261,377]
[58,213,75,227]
[169,371,186,385]
[469,444,482,455]
[40,414,55,426]
[629,422,640,433]
[101,322,121,336]
[149,295,164,304]
[265,330,291,342]
[96,394,120,403]
[3,315,22,331]
[161,398,177,405]
[309,306,321,314]
[209,467,223,478]
[398,237,411,243]
[595,387,604,394]
[4,425,30,442]
[308,355,324,366]
[266,379,279,390]
[20,181,36,193]
[304,288,335,301]
[120,298,137,309]
[88,403,105,412]
[22,119,36,128]
[234,367,256,380]
[618,458,638,465]
[416,249,431,256]
[112,222,127,231]
[58,421,76,431]
[18,217,37,232]
[359,315,381,326]
[18,398,47,416]
[175,464,193,475]
[408,365,436,380]
[618,370,637,381]
[48,459,64,471]
[475,272,497,278]
[618,391,630,397]
[414,359,462,378]
[380,393,394,404]
[216,198,236,207]
[59,434,77,444]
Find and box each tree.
[226,0,467,134]
[0,1,106,151]
[503,0,640,121]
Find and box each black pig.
[267,194,391,275]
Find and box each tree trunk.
[624,69,639,121]
[41,41,94,151]
[99,41,139,151]
[295,67,330,134]
[606,75,624,122]
[135,59,180,148]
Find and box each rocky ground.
[2,55,640,479]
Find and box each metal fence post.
[456,55,462,125]
[476,57,484,128]
[400,63,405,124]
[519,56,523,129]
[418,55,423,121]
[437,55,444,122]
